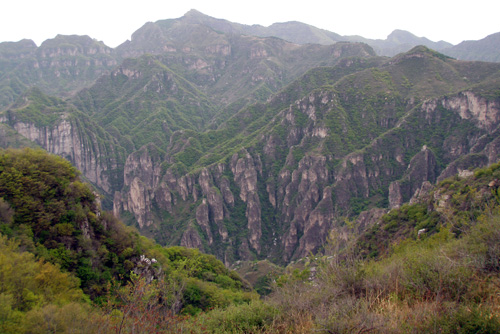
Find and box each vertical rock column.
[231,151,263,253]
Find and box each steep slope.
[0,14,376,213]
[226,162,500,333]
[115,13,375,109]
[72,55,218,153]
[0,148,135,297]
[0,88,126,197]
[358,160,500,259]
[112,46,500,263]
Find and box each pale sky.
[1,0,499,47]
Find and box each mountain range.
[1,10,500,265]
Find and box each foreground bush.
[258,211,500,333]
[184,300,278,333]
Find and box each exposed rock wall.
[7,73,499,266]
[113,89,500,263]
[388,146,438,209]
[4,115,122,194]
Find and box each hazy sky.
[1,0,499,47]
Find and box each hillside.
[226,162,500,333]
[110,46,500,263]
[443,32,500,62]
[0,10,500,333]
[0,148,256,332]
[2,149,500,333]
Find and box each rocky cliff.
[0,90,125,196]
[112,81,500,263]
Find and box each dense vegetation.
[0,148,255,332]
[0,148,140,298]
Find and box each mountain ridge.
[1,11,500,265]
[1,10,498,112]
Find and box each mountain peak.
[184,9,207,18]
[407,45,433,53]
[387,29,425,44]
[39,34,110,49]
[392,45,453,62]
[388,29,415,38]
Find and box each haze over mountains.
[1,10,500,265]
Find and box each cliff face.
[388,146,438,209]
[110,81,500,263]
[0,98,125,196]
[113,148,264,260]
[14,118,122,193]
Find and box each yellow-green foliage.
[183,277,257,315]
[154,246,258,315]
[256,212,500,333]
[177,172,500,333]
[184,300,278,334]
[359,161,500,259]
[190,206,500,333]
[0,234,87,333]
[0,148,146,298]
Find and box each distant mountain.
[442,32,500,62]
[1,10,498,112]
[169,9,344,46]
[127,10,453,58]
[115,9,349,60]
[0,34,117,109]
[346,29,453,57]
[167,11,500,61]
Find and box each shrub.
[186,300,278,333]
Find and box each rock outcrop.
[1,113,123,194]
[107,84,500,264]
[388,146,438,209]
